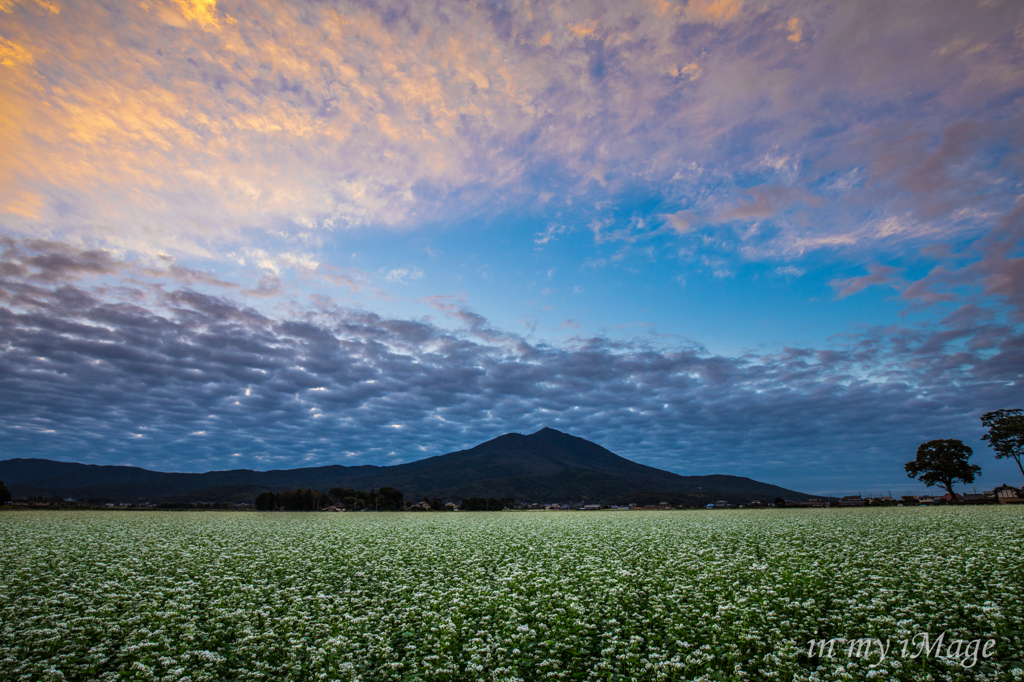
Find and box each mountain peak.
[0,429,813,505]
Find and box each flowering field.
[1,508,1022,682]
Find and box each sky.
[1,0,1022,496]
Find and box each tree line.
[255,486,405,511]
[253,487,516,512]
[906,408,1023,500]
[458,497,515,511]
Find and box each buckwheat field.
[1,507,1022,682]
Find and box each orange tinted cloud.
[0,36,32,66]
[0,0,1018,265]
[567,20,598,39]
[0,0,59,14]
[786,15,803,43]
[687,0,742,24]
[172,0,221,29]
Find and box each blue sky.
[1,0,1022,496]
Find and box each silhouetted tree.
[906,439,980,502]
[374,487,404,511]
[981,409,1024,484]
[255,492,276,511]
[274,488,331,510]
[458,496,511,511]
[773,497,786,508]
[429,497,444,511]
[328,488,369,509]
[0,481,11,505]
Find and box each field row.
[1,507,1022,681]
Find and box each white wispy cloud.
[0,0,1016,265]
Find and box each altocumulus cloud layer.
[1,238,1021,493]
[1,0,1023,493]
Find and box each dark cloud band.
[1,239,1020,494]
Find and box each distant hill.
[0,428,813,505]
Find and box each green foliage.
[327,487,402,511]
[1,509,1023,680]
[981,408,1024,482]
[374,486,403,511]
[774,496,786,507]
[0,481,11,505]
[255,489,332,511]
[329,487,370,510]
[254,492,276,511]
[906,439,981,500]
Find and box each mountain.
[0,428,813,505]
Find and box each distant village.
[4,483,1023,511]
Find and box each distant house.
[961,493,989,504]
[802,498,827,507]
[901,495,920,506]
[992,484,1024,504]
[713,500,730,508]
[582,504,601,510]
[748,500,765,507]
[839,496,865,507]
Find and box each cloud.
[0,0,58,14]
[0,35,32,67]
[830,264,904,300]
[172,0,223,29]
[892,198,1024,319]
[1,238,1020,493]
[715,185,823,223]
[567,20,599,40]
[686,0,744,24]
[661,211,693,235]
[384,267,424,284]
[534,222,574,245]
[785,15,803,43]
[0,0,1016,268]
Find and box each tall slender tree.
[981,409,1024,484]
[906,439,981,502]
[255,492,276,510]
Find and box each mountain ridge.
[0,428,813,505]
